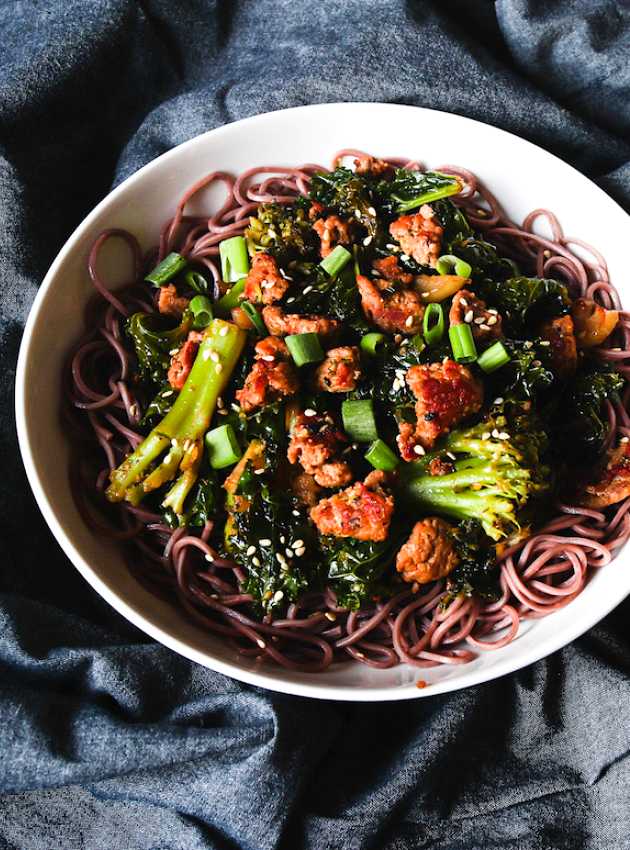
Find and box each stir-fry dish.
[68,150,630,674]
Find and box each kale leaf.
[375,169,462,215]
[246,202,318,262]
[126,311,191,386]
[552,362,624,461]
[476,276,570,332]
[444,520,500,602]
[309,167,378,239]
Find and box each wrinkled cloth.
[2,1,630,848]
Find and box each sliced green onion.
[360,332,386,356]
[145,252,188,286]
[214,278,246,315]
[240,301,266,336]
[185,270,209,294]
[423,303,445,346]
[365,439,399,472]
[477,340,510,373]
[320,245,352,278]
[449,323,477,363]
[436,254,472,278]
[189,295,213,329]
[219,236,250,283]
[341,399,378,443]
[205,424,242,469]
[285,332,325,367]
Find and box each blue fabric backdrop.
[2,2,630,848]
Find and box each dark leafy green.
[228,484,319,611]
[448,236,515,283]
[287,264,369,334]
[492,338,556,399]
[126,311,191,386]
[476,276,570,332]
[309,168,378,239]
[552,363,624,461]
[224,401,287,473]
[443,520,500,603]
[246,202,318,262]
[376,169,461,215]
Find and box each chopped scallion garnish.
[205,423,242,469]
[215,278,247,315]
[449,323,477,363]
[341,399,378,443]
[320,245,352,278]
[436,254,472,278]
[365,439,399,471]
[477,340,510,373]
[189,295,213,329]
[145,252,188,286]
[285,332,325,367]
[219,236,250,283]
[185,270,209,294]
[422,302,445,346]
[360,332,386,356]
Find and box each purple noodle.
[65,150,630,674]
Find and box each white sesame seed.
[294,547,306,558]
[219,325,229,336]
[487,308,498,315]
[325,612,337,621]
[487,316,498,325]
[292,510,300,517]
[394,334,402,344]
[543,250,552,258]
[275,553,286,565]
[260,539,271,547]
[163,390,174,398]
[215,363,223,373]
[286,297,295,304]
[446,452,456,460]
[352,443,358,450]
[246,545,256,556]
[261,280,273,289]
[474,317,485,325]
[498,432,510,440]
[539,340,551,346]
[252,556,261,567]
[392,379,401,392]
[492,428,501,438]
[285,548,294,559]
[354,208,362,219]
[231,403,240,412]
[218,409,228,416]
[273,590,284,603]
[261,354,275,362]
[494,397,504,405]
[304,408,316,417]
[171,438,179,447]
[168,348,179,356]
[363,236,373,246]
[386,243,398,251]
[621,437,629,443]
[413,444,426,456]
[464,310,474,323]
[356,652,366,659]
[204,554,214,563]
[257,639,267,649]
[460,298,468,307]
[292,539,304,549]
[524,341,533,349]
[405,315,415,328]
[368,206,376,216]
[202,349,212,361]
[303,285,313,294]
[480,324,491,331]
[482,432,491,441]
[254,468,265,475]
[279,269,293,281]
[217,397,224,408]
[280,535,285,544]
[400,254,410,263]
[209,350,220,362]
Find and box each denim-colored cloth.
[2,2,630,848]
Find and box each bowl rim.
[14,102,630,701]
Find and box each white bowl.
[15,103,630,701]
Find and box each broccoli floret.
[106,319,246,522]
[246,202,317,262]
[398,401,550,541]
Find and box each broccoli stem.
[106,319,246,514]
